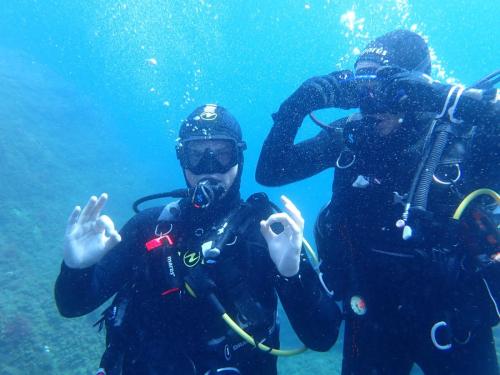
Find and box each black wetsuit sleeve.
[456,88,500,126]
[54,208,159,317]
[274,253,342,351]
[255,113,344,186]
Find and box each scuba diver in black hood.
[55,104,341,375]
[256,30,500,374]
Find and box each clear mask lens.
[183,140,238,174]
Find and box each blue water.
[0,1,498,374]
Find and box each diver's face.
[185,164,239,190]
[183,139,239,190]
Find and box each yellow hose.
[216,236,317,356]
[303,237,319,265]
[184,282,308,357]
[221,313,307,356]
[452,188,500,220]
[184,227,321,358]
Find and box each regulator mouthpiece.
[191,178,226,209]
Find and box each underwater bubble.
[340,10,356,32]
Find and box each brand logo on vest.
[183,251,201,267]
[167,256,175,277]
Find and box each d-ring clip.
[155,223,173,237]
[336,150,356,169]
[433,163,461,185]
[431,321,452,350]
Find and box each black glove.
[459,205,500,272]
[375,66,500,124]
[276,70,359,122]
[375,66,451,114]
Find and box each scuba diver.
[54,104,341,375]
[256,29,500,374]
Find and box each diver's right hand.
[63,193,121,269]
[277,70,358,120]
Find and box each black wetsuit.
[256,106,500,374]
[55,193,341,375]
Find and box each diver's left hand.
[260,195,304,277]
[376,66,450,114]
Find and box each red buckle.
[161,287,180,296]
[145,234,174,252]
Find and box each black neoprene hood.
[178,104,246,146]
[355,29,432,74]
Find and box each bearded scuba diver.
[55,104,341,375]
[256,29,500,375]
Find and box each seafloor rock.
[0,48,125,375]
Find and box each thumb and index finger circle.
[94,215,117,235]
[264,212,301,235]
[260,219,276,242]
[97,215,122,249]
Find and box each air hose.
[397,118,451,240]
[184,285,307,357]
[452,188,500,221]
[412,126,450,210]
[132,189,188,213]
[470,69,500,89]
[302,237,319,265]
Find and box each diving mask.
[179,139,239,175]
